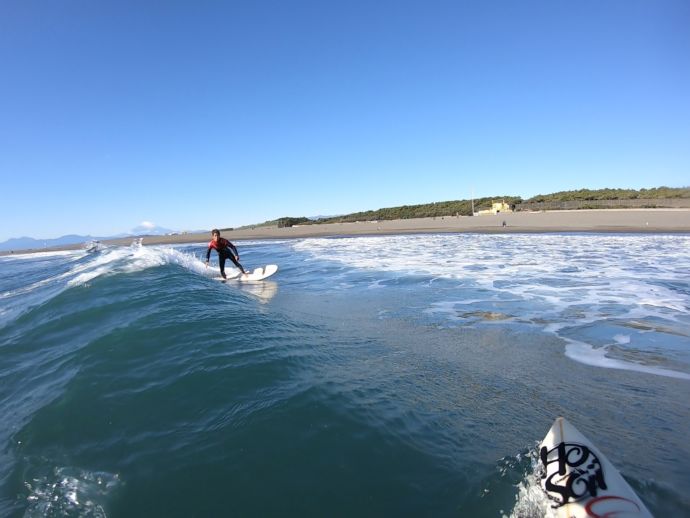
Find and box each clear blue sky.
[1,0,688,241]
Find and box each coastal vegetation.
[251,186,690,228]
[526,186,690,203]
[276,217,311,228]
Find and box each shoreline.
[3,209,690,255]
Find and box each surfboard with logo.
[539,417,652,517]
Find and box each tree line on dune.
[259,186,690,228]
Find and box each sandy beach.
[118,208,690,245]
[4,209,690,255]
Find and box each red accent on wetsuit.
[208,237,230,252]
[206,238,237,260]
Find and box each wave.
[0,243,217,330]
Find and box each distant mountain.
[0,234,102,252]
[129,223,176,236]
[0,225,180,252]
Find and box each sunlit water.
[1,234,688,517]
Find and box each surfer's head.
[211,229,220,241]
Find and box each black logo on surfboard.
[540,441,607,507]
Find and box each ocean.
[1,233,688,517]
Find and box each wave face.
[0,234,688,516]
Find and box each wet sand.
[4,209,690,255]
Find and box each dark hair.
[211,228,220,235]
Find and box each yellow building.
[477,200,513,215]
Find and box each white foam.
[0,250,79,261]
[565,339,690,380]
[507,450,559,518]
[23,466,120,518]
[294,234,690,379]
[147,246,211,276]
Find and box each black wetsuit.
[207,238,246,277]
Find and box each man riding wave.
[205,229,248,278]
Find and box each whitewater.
[1,233,688,516]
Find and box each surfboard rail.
[217,264,278,282]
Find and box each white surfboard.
[218,264,278,282]
[539,417,652,518]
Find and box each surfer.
[205,229,248,278]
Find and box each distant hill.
[0,223,179,252]
[526,186,690,203]
[4,187,688,250]
[255,186,690,227]
[309,214,342,220]
[0,234,102,252]
[129,223,176,236]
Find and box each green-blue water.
[1,234,689,516]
